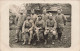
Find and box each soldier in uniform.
[35,15,45,41]
[22,15,34,45]
[15,9,26,43]
[44,15,57,44]
[55,9,67,41]
[42,8,49,22]
[31,13,38,45]
[31,13,38,24]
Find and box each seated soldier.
[44,15,57,45]
[35,14,45,41]
[22,15,34,45]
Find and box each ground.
[9,22,71,48]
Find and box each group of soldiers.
[14,8,67,45]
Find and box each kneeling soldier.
[22,15,34,45]
[44,15,57,44]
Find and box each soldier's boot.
[22,34,26,45]
[15,29,20,43]
[15,34,19,43]
[15,38,19,43]
[33,42,36,45]
[52,42,55,45]
[58,33,62,41]
[44,40,47,45]
[44,34,48,45]
[52,35,55,45]
[37,36,40,41]
[21,33,24,42]
[36,32,40,41]
[22,41,26,45]
[28,39,31,45]
[28,31,33,45]
[33,34,37,45]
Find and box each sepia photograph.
[9,3,71,48]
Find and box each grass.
[9,22,71,48]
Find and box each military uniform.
[15,14,26,42]
[22,18,34,45]
[42,14,49,22]
[31,14,38,24]
[55,13,67,40]
[35,17,45,41]
[45,16,57,34]
[44,16,57,44]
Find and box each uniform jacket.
[42,14,49,22]
[15,14,26,27]
[55,13,67,28]
[22,20,34,33]
[45,17,57,30]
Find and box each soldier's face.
[27,16,31,20]
[38,17,42,20]
[43,9,46,14]
[20,10,23,15]
[57,10,61,14]
[20,13,23,15]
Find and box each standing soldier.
[35,15,45,41]
[42,8,49,22]
[15,9,26,43]
[44,15,57,45]
[22,15,34,45]
[31,13,38,24]
[55,9,67,41]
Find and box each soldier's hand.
[51,30,53,32]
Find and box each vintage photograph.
[9,3,71,48]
